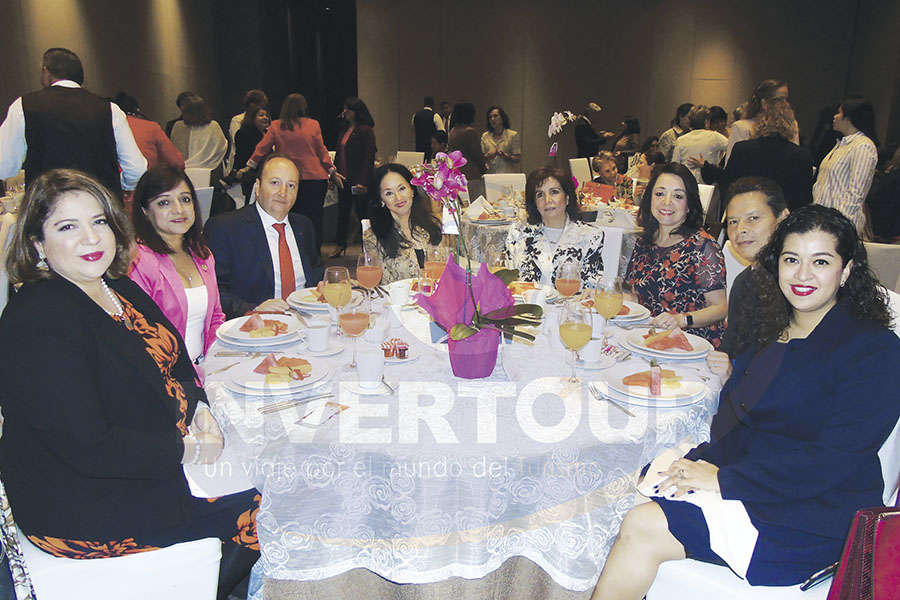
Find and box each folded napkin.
[464,195,492,220]
[638,443,759,579]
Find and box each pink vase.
[448,327,500,379]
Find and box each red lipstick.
[80,251,104,262]
[790,285,816,296]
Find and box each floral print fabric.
[625,229,726,347]
[504,219,604,286]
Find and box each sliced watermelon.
[617,305,630,316]
[667,329,693,351]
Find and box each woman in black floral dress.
[625,163,727,346]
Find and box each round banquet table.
[201,294,721,597]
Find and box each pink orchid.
[549,142,559,156]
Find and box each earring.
[37,254,49,270]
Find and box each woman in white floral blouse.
[505,167,604,286]
[363,164,444,284]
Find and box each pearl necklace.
[100,279,131,327]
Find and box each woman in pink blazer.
[129,167,226,374]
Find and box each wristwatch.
[685,313,694,327]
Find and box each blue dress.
[655,300,900,585]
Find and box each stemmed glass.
[594,277,624,320]
[558,302,591,383]
[554,258,582,301]
[338,302,370,369]
[356,250,383,304]
[424,246,449,283]
[322,266,352,310]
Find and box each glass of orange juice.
[559,302,591,382]
[554,258,582,300]
[338,302,371,369]
[423,246,448,283]
[356,250,383,304]
[323,266,352,309]
[593,277,624,320]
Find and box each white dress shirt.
[813,132,878,234]
[0,80,147,189]
[672,129,728,184]
[255,202,307,298]
[411,107,445,132]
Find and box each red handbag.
[826,506,900,599]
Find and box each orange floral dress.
[27,293,259,558]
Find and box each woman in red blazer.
[242,93,345,250]
[333,97,377,256]
[129,167,226,375]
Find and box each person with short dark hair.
[448,102,487,199]
[0,47,147,194]
[593,205,900,598]
[0,169,260,599]
[114,92,185,171]
[505,167,604,285]
[430,130,448,157]
[164,91,196,137]
[333,97,378,256]
[129,167,225,370]
[412,96,445,160]
[813,96,879,234]
[225,89,268,174]
[481,105,521,173]
[658,103,693,161]
[625,162,727,346]
[363,164,444,284]
[206,154,324,318]
[439,101,452,130]
[573,102,616,158]
[708,106,728,137]
[232,105,270,199]
[672,105,728,184]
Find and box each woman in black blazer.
[0,169,258,599]
[333,96,377,256]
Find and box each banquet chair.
[394,151,425,170]
[195,186,214,225]
[864,242,900,292]
[185,168,211,190]
[483,173,525,207]
[569,158,591,189]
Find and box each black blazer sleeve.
[205,214,257,318]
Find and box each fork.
[587,382,636,417]
[206,361,241,376]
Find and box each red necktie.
[272,223,296,299]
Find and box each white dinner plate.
[229,355,331,393]
[223,377,331,398]
[218,314,302,342]
[287,288,363,311]
[473,218,511,226]
[591,380,704,409]
[602,362,707,402]
[341,381,393,396]
[305,341,345,357]
[385,347,419,364]
[566,354,616,370]
[609,300,651,322]
[216,325,302,349]
[623,328,713,359]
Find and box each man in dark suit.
[412,96,444,160]
[573,102,615,158]
[205,153,324,318]
[718,136,815,211]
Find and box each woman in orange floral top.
[0,170,259,598]
[625,163,727,347]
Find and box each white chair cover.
[568,158,591,189]
[698,184,715,216]
[722,241,749,299]
[195,186,214,225]
[483,173,525,208]
[394,151,425,169]
[185,168,211,190]
[0,213,16,316]
[18,528,221,600]
[864,242,900,292]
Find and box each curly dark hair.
[636,162,703,243]
[731,205,892,353]
[485,106,510,133]
[370,164,442,258]
[524,167,579,226]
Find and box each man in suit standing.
[0,47,147,195]
[412,96,445,160]
[573,102,615,158]
[205,153,324,318]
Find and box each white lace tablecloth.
[203,304,719,592]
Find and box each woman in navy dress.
[593,205,900,597]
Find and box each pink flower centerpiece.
[409,152,542,378]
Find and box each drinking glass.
[356,250,383,303]
[554,258,582,300]
[558,302,591,383]
[423,246,449,282]
[338,302,371,369]
[323,266,352,309]
[594,277,624,320]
